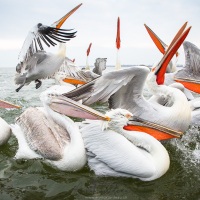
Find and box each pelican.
[56,57,107,86]
[144,23,182,73]
[63,23,192,140]
[46,95,170,181]
[11,87,89,171]
[0,100,20,145]
[173,41,200,125]
[145,25,200,125]
[146,39,200,125]
[174,41,200,93]
[15,4,82,92]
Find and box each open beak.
[62,77,87,85]
[49,95,110,121]
[154,22,191,85]
[0,99,21,109]
[52,3,82,29]
[124,116,183,140]
[144,24,167,54]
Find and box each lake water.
[0,67,199,200]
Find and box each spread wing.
[18,24,76,64]
[63,66,150,106]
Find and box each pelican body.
[38,92,170,181]
[15,4,82,92]
[11,89,86,171]
[15,44,67,91]
[79,109,170,181]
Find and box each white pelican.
[15,4,82,92]
[47,96,170,181]
[11,87,89,171]
[0,100,20,145]
[174,41,200,93]
[173,41,200,125]
[145,24,200,126]
[148,40,200,125]
[55,57,107,86]
[64,24,192,140]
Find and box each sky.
[0,0,200,68]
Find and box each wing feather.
[18,24,76,64]
[80,122,154,178]
[64,66,150,106]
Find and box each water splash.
[169,125,200,167]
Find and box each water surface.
[0,67,199,200]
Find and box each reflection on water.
[0,67,199,199]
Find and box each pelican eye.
[125,113,132,119]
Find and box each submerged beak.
[124,116,183,140]
[62,77,87,85]
[0,99,21,109]
[144,24,167,54]
[154,22,191,85]
[49,95,110,121]
[52,3,82,28]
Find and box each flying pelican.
[46,95,170,181]
[144,23,182,73]
[15,4,82,92]
[0,100,20,146]
[63,23,192,140]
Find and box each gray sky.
[0,0,200,68]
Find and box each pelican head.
[102,109,133,131]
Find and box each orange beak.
[0,99,21,109]
[154,23,191,85]
[62,77,87,85]
[52,3,82,29]
[116,17,121,50]
[124,116,183,140]
[144,24,166,54]
[86,43,92,57]
[175,78,200,94]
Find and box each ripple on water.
[0,68,200,199]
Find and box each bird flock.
[1,3,200,182]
